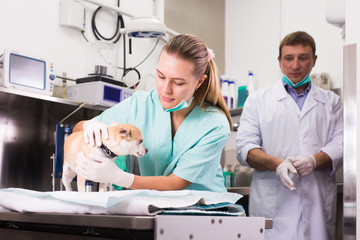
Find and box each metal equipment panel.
[155,215,266,240]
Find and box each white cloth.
[236,80,343,240]
[0,188,242,216]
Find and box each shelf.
[229,107,243,116]
[0,86,108,112]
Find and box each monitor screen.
[103,85,121,103]
[9,53,46,90]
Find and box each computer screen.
[9,53,46,90]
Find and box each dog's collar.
[98,144,118,158]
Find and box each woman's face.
[156,51,201,110]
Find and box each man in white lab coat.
[236,31,343,240]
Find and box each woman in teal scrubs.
[75,34,232,192]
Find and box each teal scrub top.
[94,89,230,192]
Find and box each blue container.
[237,86,247,107]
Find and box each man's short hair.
[279,31,316,58]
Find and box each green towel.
[154,202,245,216]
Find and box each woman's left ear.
[196,75,207,89]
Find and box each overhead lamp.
[70,0,179,88]
[76,0,178,38]
[126,16,167,38]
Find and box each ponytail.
[195,59,232,129]
[163,34,233,129]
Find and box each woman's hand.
[76,151,134,188]
[83,119,109,147]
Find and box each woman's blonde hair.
[162,34,232,128]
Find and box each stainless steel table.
[0,210,272,240]
[0,210,154,240]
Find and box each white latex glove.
[83,119,109,147]
[276,158,298,191]
[76,151,134,188]
[290,155,316,176]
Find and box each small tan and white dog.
[62,122,147,192]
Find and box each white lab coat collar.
[273,79,327,119]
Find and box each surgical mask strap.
[184,79,199,101]
[163,79,199,112]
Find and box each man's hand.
[290,155,316,176]
[276,158,297,191]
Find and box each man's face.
[278,44,317,84]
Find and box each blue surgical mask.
[163,97,194,112]
[282,74,311,88]
[162,79,198,113]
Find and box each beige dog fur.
[62,122,147,192]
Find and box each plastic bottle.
[247,70,255,97]
[228,80,236,109]
[232,165,240,187]
[237,85,247,108]
[219,75,225,88]
[223,164,232,188]
[221,79,230,108]
[85,181,93,192]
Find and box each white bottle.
[219,75,226,89]
[228,80,236,109]
[247,70,255,97]
[221,79,230,108]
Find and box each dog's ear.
[119,128,131,139]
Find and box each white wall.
[0,0,345,95]
[164,0,226,75]
[225,0,344,91]
[223,0,345,171]
[0,0,165,91]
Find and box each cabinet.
[0,87,105,191]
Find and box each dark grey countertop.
[0,210,154,230]
[227,186,250,196]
